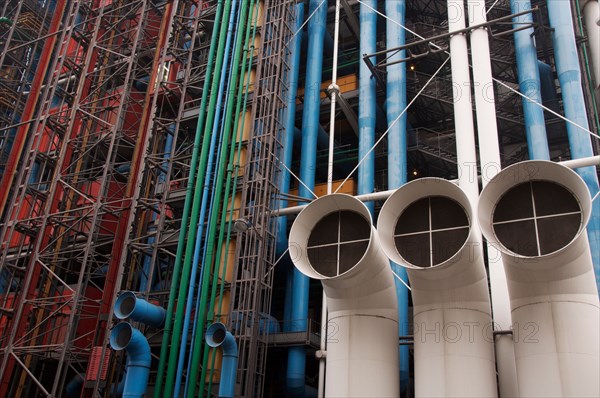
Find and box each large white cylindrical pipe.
[378,178,497,397]
[288,194,399,397]
[478,160,600,397]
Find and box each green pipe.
[186,1,250,396]
[153,2,225,396]
[204,0,260,392]
[154,2,228,397]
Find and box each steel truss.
[0,0,185,396]
[227,1,293,397]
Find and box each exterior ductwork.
[288,194,399,397]
[109,323,152,398]
[377,178,497,397]
[478,160,600,397]
[114,291,166,329]
[205,323,239,398]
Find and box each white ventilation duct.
[478,160,600,397]
[288,194,399,397]
[377,178,497,397]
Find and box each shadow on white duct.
[288,193,399,397]
[477,160,599,397]
[377,178,497,398]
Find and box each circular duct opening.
[492,181,582,256]
[111,323,132,350]
[212,328,226,345]
[306,210,371,277]
[118,295,136,318]
[393,196,469,267]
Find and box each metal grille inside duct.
[306,210,370,277]
[393,196,470,267]
[492,181,582,256]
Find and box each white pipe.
[478,160,600,397]
[320,1,341,394]
[448,0,479,203]
[378,178,497,398]
[583,0,600,89]
[288,194,399,397]
[467,2,518,396]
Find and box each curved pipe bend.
[289,194,399,397]
[114,291,166,328]
[205,323,239,398]
[378,178,497,398]
[110,323,151,398]
[478,160,599,397]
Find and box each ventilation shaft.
[288,194,399,397]
[377,178,497,397]
[477,160,599,397]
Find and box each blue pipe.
[280,4,305,340]
[294,126,330,153]
[174,2,241,395]
[114,291,166,328]
[547,0,600,292]
[288,1,326,395]
[386,0,410,390]
[511,0,549,160]
[139,127,174,292]
[109,323,152,398]
[205,323,238,398]
[538,61,560,111]
[277,2,304,258]
[358,0,377,216]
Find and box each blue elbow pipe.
[358,0,377,215]
[547,0,600,291]
[114,291,166,328]
[511,0,549,160]
[288,0,326,395]
[109,323,152,398]
[205,323,238,398]
[386,0,410,390]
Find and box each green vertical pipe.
[186,1,250,396]
[163,0,231,397]
[204,0,260,392]
[153,2,225,397]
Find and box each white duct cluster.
[288,162,598,398]
[377,178,497,397]
[289,194,399,397]
[478,161,600,397]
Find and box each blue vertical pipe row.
[358,0,377,216]
[386,0,410,390]
[547,0,600,291]
[172,2,240,395]
[287,0,326,395]
[280,4,304,334]
[510,0,550,160]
